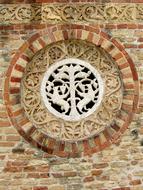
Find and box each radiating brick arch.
[4,24,139,157]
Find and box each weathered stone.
[48,185,65,190]
[0,2,143,190]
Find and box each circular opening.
[41,58,104,121]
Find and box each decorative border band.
[1,3,143,25]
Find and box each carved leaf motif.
[0,4,137,24]
[32,106,47,124]
[24,72,41,89]
[21,39,123,142]
[42,6,62,21]
[48,45,65,61]
[82,5,105,21]
[61,5,81,21]
[15,6,34,21]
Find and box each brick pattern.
[3,24,139,158]
[0,2,143,190]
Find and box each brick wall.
[0,1,143,190]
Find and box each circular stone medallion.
[41,58,104,121]
[21,39,123,142]
[5,25,139,157]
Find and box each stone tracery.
[41,58,103,121]
[21,40,123,142]
[0,3,140,25]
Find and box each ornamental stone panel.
[0,3,143,25]
[4,25,139,157]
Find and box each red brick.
[83,140,91,153]
[72,143,78,154]
[83,176,94,182]
[59,142,65,151]
[124,44,138,48]
[101,140,111,150]
[121,104,133,112]
[15,64,25,72]
[7,161,27,167]
[10,87,20,94]
[27,173,40,178]
[40,173,49,178]
[111,38,125,51]
[0,142,15,147]
[94,135,101,150]
[98,175,109,180]
[24,125,36,136]
[71,24,84,30]
[124,83,135,90]
[33,187,48,190]
[118,62,129,70]
[105,24,117,29]
[122,72,133,79]
[23,165,36,172]
[112,188,130,190]
[77,29,82,39]
[127,58,138,81]
[130,179,142,185]
[127,24,138,29]
[117,24,128,29]
[28,33,40,44]
[111,124,120,132]
[137,38,143,42]
[52,173,63,178]
[14,24,24,30]
[87,32,94,42]
[47,138,56,150]
[0,120,11,127]
[0,155,5,160]
[138,44,143,48]
[21,54,30,62]
[97,38,104,46]
[62,30,69,40]
[63,171,77,177]
[138,24,143,29]
[38,38,46,48]
[131,161,138,165]
[57,24,71,30]
[29,44,38,53]
[19,42,29,53]
[91,169,103,176]
[6,135,21,141]
[13,108,24,116]
[93,163,108,169]
[0,25,14,30]
[10,77,21,83]
[114,52,123,60]
[4,166,22,172]
[103,129,111,141]
[84,25,100,33]
[36,165,49,172]
[100,31,111,40]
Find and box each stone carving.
[136,4,143,20]
[21,40,123,142]
[41,58,103,121]
[0,3,140,25]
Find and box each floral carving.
[41,59,103,122]
[21,40,123,142]
[0,3,139,25]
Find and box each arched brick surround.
[4,24,139,157]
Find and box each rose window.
[41,58,104,121]
[21,40,123,142]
